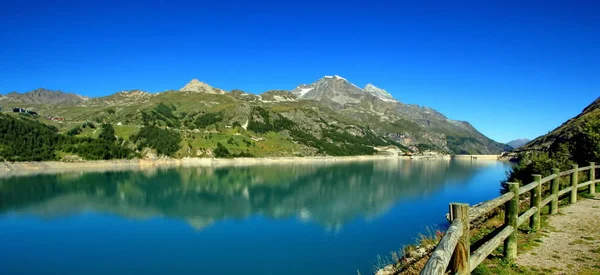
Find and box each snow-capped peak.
[323,75,347,81]
[292,76,398,103]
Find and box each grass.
[181,128,302,158]
[371,227,443,275]
[114,125,140,140]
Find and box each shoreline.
[0,154,501,177]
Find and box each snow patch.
[377,96,397,102]
[324,75,347,81]
[364,83,397,101]
[297,87,313,97]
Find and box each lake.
[0,158,512,274]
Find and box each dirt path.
[516,195,600,274]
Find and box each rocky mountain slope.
[0,76,510,159]
[503,97,600,190]
[292,76,509,154]
[179,79,226,94]
[518,97,600,161]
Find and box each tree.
[0,114,133,161]
[571,119,600,164]
[67,126,82,136]
[99,124,116,142]
[213,142,231,158]
[130,125,181,156]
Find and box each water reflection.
[0,159,497,230]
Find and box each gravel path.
[516,195,600,274]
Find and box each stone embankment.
[0,155,401,176]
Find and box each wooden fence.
[420,162,598,274]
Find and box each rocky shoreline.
[0,155,399,177]
[0,154,500,177]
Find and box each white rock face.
[296,86,313,97]
[179,79,226,94]
[364,83,396,102]
[119,90,151,99]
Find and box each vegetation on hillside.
[141,103,179,127]
[0,114,134,161]
[130,125,181,156]
[3,84,515,159]
[193,112,223,129]
[505,104,600,190]
[99,123,116,142]
[0,114,59,161]
[212,142,254,158]
[247,107,295,134]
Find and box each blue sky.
[1,0,598,143]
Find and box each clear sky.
[1,0,598,143]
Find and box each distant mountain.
[507,138,531,149]
[0,75,511,160]
[292,75,370,108]
[292,75,509,154]
[90,90,153,106]
[0,88,88,105]
[259,90,297,102]
[179,79,226,94]
[364,83,396,101]
[518,97,600,163]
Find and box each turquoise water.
[0,159,512,274]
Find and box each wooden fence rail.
[420,162,598,275]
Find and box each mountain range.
[506,138,531,149]
[0,76,511,159]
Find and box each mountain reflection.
[0,159,495,229]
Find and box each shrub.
[99,124,116,142]
[213,142,231,158]
[67,126,82,136]
[194,112,223,128]
[130,125,181,156]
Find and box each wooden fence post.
[449,203,470,275]
[503,182,519,261]
[590,162,596,195]
[550,168,560,214]
[571,164,579,204]
[530,174,542,231]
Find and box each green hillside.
[0,78,512,161]
[506,97,600,187]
